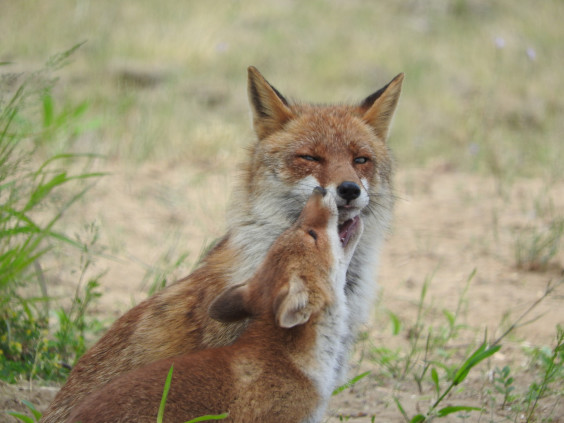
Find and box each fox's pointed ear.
[360,73,404,142]
[274,274,311,329]
[247,66,294,140]
[209,284,252,323]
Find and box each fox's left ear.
[247,66,294,141]
[274,274,311,328]
[209,284,252,323]
[359,73,404,142]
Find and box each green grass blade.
[155,365,227,423]
[388,310,402,335]
[46,230,84,249]
[332,371,370,396]
[24,172,68,212]
[184,414,229,423]
[42,89,54,130]
[0,207,40,229]
[37,152,106,172]
[21,400,42,420]
[437,405,482,417]
[393,397,410,423]
[431,367,440,396]
[157,365,174,423]
[453,342,501,385]
[45,41,87,71]
[5,412,34,423]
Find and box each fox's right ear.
[247,66,294,140]
[359,73,404,142]
[274,274,311,329]
[209,284,252,323]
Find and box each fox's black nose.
[337,181,361,201]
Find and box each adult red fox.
[41,66,403,422]
[66,187,363,423]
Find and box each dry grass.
[2,0,563,175]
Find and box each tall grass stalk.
[0,45,105,382]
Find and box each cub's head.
[210,187,363,328]
[242,66,403,242]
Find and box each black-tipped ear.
[247,66,294,140]
[359,73,404,142]
[209,284,251,323]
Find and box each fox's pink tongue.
[338,216,360,247]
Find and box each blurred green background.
[2,0,563,177]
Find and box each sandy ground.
[2,162,563,422]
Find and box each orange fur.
[41,67,403,423]
[66,189,355,423]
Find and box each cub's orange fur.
[41,67,403,422]
[66,188,362,423]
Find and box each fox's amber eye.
[299,155,320,162]
[354,157,369,164]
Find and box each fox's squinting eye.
[308,229,318,241]
[354,157,369,164]
[299,155,320,162]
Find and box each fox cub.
[66,187,363,423]
[42,67,403,422]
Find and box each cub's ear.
[247,66,294,140]
[359,73,404,142]
[274,274,311,329]
[209,284,251,323]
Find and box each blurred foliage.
[0,47,104,382]
[0,0,562,176]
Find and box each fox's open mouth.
[338,216,360,247]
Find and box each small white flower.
[216,42,229,53]
[526,47,537,61]
[494,36,505,49]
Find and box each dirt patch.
[2,164,563,422]
[325,167,564,422]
